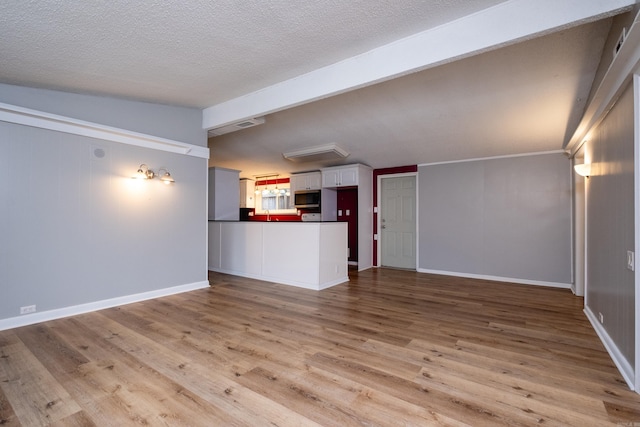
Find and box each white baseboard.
[317,277,350,290]
[416,268,571,289]
[0,281,210,332]
[209,268,348,291]
[584,306,635,390]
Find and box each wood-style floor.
[1,269,639,426]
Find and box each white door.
[381,176,416,269]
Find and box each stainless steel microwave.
[294,190,321,208]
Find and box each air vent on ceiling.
[283,143,349,162]
[613,27,626,57]
[208,117,265,136]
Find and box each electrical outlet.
[598,312,604,324]
[20,305,36,315]
[627,251,635,271]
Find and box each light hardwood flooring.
[1,269,639,426]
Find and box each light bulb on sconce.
[158,168,174,185]
[574,163,591,178]
[134,164,154,180]
[133,164,175,184]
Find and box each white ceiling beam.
[203,0,634,131]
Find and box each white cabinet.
[290,171,321,191]
[208,222,348,290]
[322,165,359,187]
[239,178,255,208]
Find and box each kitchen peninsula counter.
[208,221,348,290]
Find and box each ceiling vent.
[208,117,265,137]
[283,143,349,162]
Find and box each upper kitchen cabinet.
[208,167,240,220]
[239,178,255,208]
[321,165,362,188]
[290,171,321,192]
[322,164,372,188]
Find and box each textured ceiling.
[0,1,634,179]
[0,0,507,108]
[208,19,613,177]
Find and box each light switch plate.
[627,251,635,271]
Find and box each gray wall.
[0,83,207,147]
[418,152,572,285]
[584,81,635,367]
[0,86,208,322]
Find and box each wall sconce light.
[158,168,175,185]
[133,164,175,184]
[574,163,591,178]
[135,164,154,180]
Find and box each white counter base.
[208,221,348,290]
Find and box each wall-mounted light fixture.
[134,164,154,180]
[133,164,175,184]
[574,163,591,178]
[158,168,175,184]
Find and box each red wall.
[250,213,301,222]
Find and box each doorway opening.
[337,188,358,264]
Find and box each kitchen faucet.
[266,210,271,221]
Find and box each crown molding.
[0,102,209,159]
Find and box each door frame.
[572,154,587,298]
[634,74,640,393]
[376,172,418,269]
